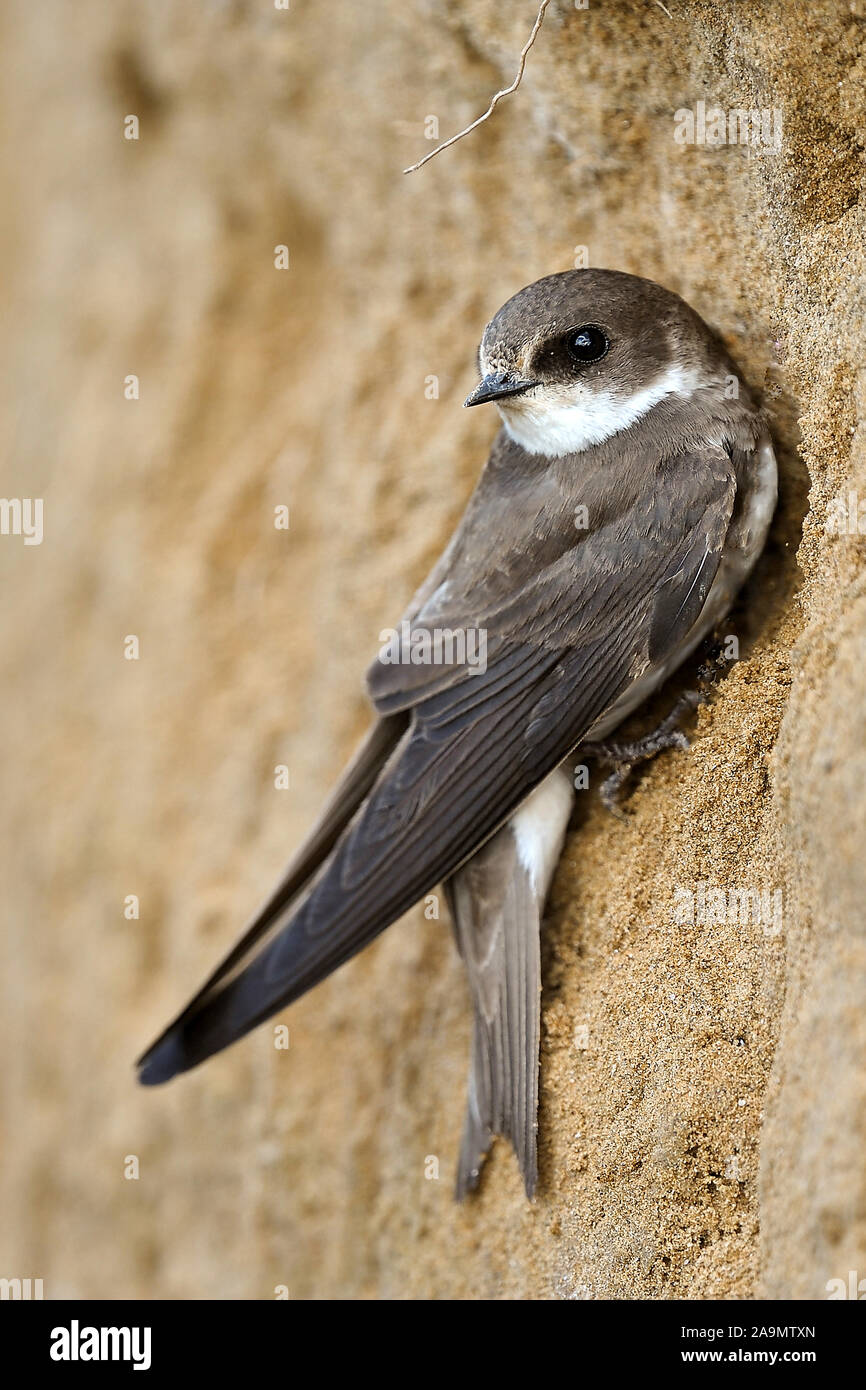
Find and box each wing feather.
[138,445,738,1083]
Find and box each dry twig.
[403,0,552,175]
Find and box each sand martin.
[138,269,777,1199]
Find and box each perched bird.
[138,269,777,1199]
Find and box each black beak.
[463,371,540,408]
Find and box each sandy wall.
[1,0,863,1299]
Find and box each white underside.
[511,767,574,897]
[497,364,707,456]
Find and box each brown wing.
[142,714,408,1034]
[138,446,736,1084]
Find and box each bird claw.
[582,688,705,816]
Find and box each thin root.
[403,1,552,175]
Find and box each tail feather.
[447,767,573,1198]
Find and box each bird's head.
[464,268,729,456]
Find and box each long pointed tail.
[447,767,573,1198]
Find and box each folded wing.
[138,445,737,1084]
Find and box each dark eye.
[566,324,609,364]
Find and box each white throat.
[497,363,707,457]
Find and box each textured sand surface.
[1,0,863,1299]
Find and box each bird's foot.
[582,689,706,817]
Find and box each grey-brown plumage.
[448,834,543,1200]
[447,767,572,1199]
[137,269,776,1200]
